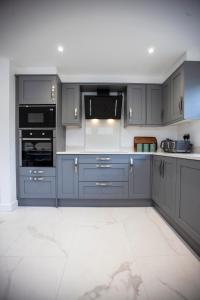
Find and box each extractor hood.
[84,90,122,119]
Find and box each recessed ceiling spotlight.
[57,45,64,53]
[148,47,155,54]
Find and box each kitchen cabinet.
[125,84,146,125]
[129,155,151,199]
[57,155,78,199]
[146,85,163,125]
[162,78,171,124]
[19,176,56,198]
[152,156,176,218]
[170,66,184,122]
[176,159,200,245]
[62,84,81,126]
[18,75,58,105]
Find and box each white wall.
[0,58,17,211]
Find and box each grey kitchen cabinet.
[129,155,151,199]
[62,84,81,126]
[18,75,58,105]
[176,159,200,245]
[79,181,128,199]
[19,167,56,177]
[152,156,176,218]
[146,85,163,125]
[57,155,78,199]
[19,176,56,198]
[79,154,129,164]
[170,66,184,122]
[125,84,146,125]
[162,78,171,124]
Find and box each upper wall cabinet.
[146,84,162,125]
[17,75,58,105]
[162,78,171,124]
[125,84,146,126]
[62,84,82,127]
[170,65,184,122]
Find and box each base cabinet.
[57,155,78,199]
[176,159,200,245]
[129,155,151,199]
[19,176,56,198]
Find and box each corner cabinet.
[162,78,171,124]
[129,155,151,199]
[146,85,163,125]
[125,84,146,126]
[17,75,58,105]
[176,159,200,246]
[57,155,79,199]
[170,66,184,122]
[61,84,82,126]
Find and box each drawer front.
[79,155,129,164]
[19,167,56,177]
[79,164,128,182]
[79,182,128,199]
[19,176,56,198]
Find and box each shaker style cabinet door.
[57,155,79,199]
[126,84,146,125]
[152,156,163,206]
[162,78,171,124]
[18,75,57,104]
[62,84,81,126]
[146,85,163,125]
[170,66,184,122]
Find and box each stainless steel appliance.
[19,105,56,128]
[160,136,192,153]
[19,130,56,167]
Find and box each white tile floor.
[0,207,200,300]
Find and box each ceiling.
[0,0,200,82]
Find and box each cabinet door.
[18,75,57,104]
[129,155,151,199]
[171,66,184,121]
[62,84,81,126]
[57,155,78,199]
[126,84,146,125]
[152,156,163,205]
[19,176,56,198]
[162,157,176,218]
[176,159,200,245]
[162,79,171,124]
[146,85,162,125]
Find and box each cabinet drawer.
[19,167,56,177]
[19,176,56,198]
[79,182,128,199]
[79,155,129,164]
[79,164,128,181]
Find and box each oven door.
[19,106,56,128]
[21,138,53,167]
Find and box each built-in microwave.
[19,105,56,128]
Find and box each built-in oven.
[19,105,56,128]
[19,130,56,167]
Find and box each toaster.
[160,139,193,153]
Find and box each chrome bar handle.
[130,157,134,173]
[96,157,111,161]
[114,99,118,117]
[37,177,44,181]
[38,170,44,174]
[74,157,78,173]
[51,85,55,101]
[129,108,132,119]
[89,99,92,116]
[96,182,112,186]
[74,107,78,119]
[96,164,112,168]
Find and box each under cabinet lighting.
[148,47,155,54]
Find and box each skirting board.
[0,200,18,212]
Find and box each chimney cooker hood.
[84,89,122,119]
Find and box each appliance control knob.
[42,132,45,136]
[30,132,33,136]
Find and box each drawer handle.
[37,177,44,181]
[96,182,112,186]
[129,108,132,119]
[74,157,78,173]
[38,170,44,174]
[74,107,78,119]
[96,157,111,161]
[96,164,112,168]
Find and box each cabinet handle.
[74,108,78,119]
[51,85,55,101]
[129,108,132,119]
[159,161,162,176]
[114,100,118,117]
[162,161,165,178]
[74,157,78,173]
[96,164,112,168]
[37,177,44,181]
[96,157,111,161]
[38,170,44,174]
[96,182,112,186]
[89,99,92,116]
[179,97,183,113]
[130,157,133,173]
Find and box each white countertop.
[56,150,200,161]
